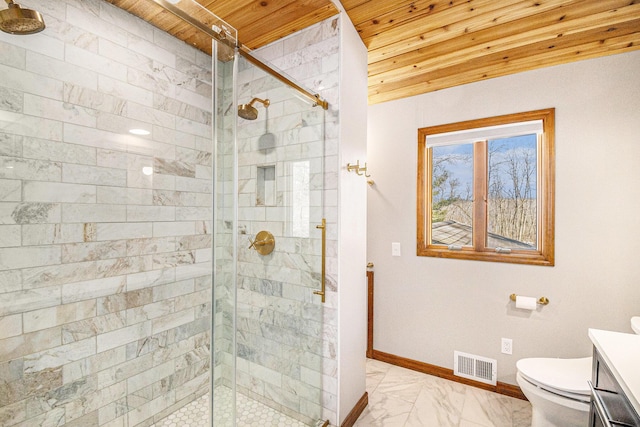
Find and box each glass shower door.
[213,49,327,426]
[233,54,327,425]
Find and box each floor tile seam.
[407,389,471,427]
[365,384,379,399]
[370,384,423,408]
[458,389,511,427]
[376,375,432,392]
[457,388,479,427]
[401,401,423,427]
[385,367,436,382]
[375,379,432,404]
[366,391,415,424]
[394,392,422,406]
[384,366,440,380]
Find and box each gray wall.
[367,50,640,384]
[335,9,369,424]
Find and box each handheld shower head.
[238,97,270,120]
[0,0,45,35]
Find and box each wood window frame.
[417,108,555,266]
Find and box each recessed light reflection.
[142,167,154,176]
[129,128,150,136]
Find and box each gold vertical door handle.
[313,218,326,303]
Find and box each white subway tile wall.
[0,0,213,426]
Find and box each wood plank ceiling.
[107,0,640,104]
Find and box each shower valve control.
[248,231,275,256]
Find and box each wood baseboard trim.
[340,391,368,427]
[371,350,527,401]
[366,271,374,359]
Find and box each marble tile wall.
[0,1,213,426]
[214,17,341,425]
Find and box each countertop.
[589,328,640,416]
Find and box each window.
[417,108,555,266]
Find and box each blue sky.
[432,134,538,199]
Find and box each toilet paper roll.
[515,295,537,310]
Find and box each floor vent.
[453,351,497,385]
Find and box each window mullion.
[473,141,488,251]
[424,144,433,247]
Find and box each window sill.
[417,246,554,266]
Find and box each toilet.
[517,318,640,427]
[516,356,592,427]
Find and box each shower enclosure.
[211,21,330,427]
[0,0,336,426]
[213,62,329,425]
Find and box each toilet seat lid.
[516,357,592,395]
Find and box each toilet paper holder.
[510,294,549,305]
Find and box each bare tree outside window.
[487,135,537,248]
[431,147,472,224]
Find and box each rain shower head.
[238,97,270,120]
[0,0,45,35]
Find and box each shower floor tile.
[151,387,309,427]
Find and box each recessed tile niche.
[257,165,276,206]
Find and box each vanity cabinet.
[589,348,640,427]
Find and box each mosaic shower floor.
[151,386,310,427]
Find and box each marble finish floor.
[151,359,531,426]
[355,359,532,427]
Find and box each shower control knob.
[248,231,275,255]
